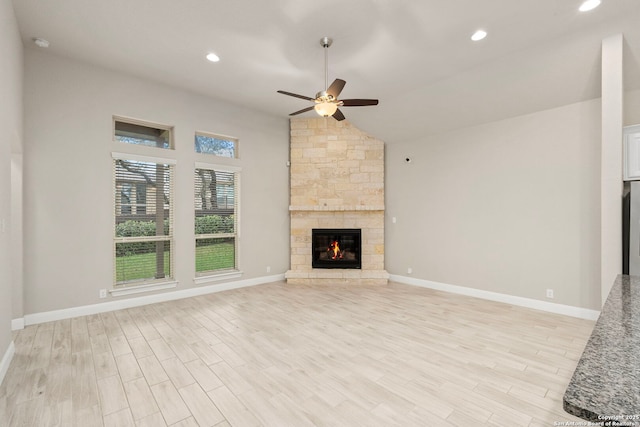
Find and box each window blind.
[194,167,238,274]
[114,158,174,285]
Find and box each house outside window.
[117,182,148,216]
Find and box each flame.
[328,241,344,260]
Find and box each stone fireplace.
[285,117,389,285]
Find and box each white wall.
[385,98,602,310]
[625,89,640,126]
[11,154,23,320]
[0,0,23,367]
[23,49,290,315]
[600,34,624,305]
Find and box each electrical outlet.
[266,266,271,273]
[546,289,554,299]
[99,289,107,299]
[407,267,412,274]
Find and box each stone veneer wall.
[285,117,389,285]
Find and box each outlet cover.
[99,289,107,299]
[546,289,554,299]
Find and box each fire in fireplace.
[312,228,361,269]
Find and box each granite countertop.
[564,274,640,422]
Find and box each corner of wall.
[0,0,24,385]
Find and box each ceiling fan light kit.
[579,0,601,12]
[314,101,338,117]
[277,37,379,121]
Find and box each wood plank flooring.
[0,281,594,426]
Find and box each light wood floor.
[0,281,594,426]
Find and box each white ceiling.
[11,0,640,143]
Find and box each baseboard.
[22,274,285,327]
[16,273,599,326]
[11,318,24,331]
[0,341,15,386]
[390,275,600,321]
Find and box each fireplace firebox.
[312,229,361,269]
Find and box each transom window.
[114,117,173,149]
[195,132,237,158]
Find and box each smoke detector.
[33,38,50,48]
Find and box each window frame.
[194,161,242,281]
[112,152,176,289]
[113,116,174,150]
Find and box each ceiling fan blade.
[277,90,315,101]
[326,79,346,98]
[289,106,315,116]
[340,99,379,107]
[332,108,346,121]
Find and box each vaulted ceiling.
[12,0,640,143]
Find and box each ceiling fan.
[277,37,379,121]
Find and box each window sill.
[110,280,178,297]
[194,270,243,286]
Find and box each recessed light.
[471,30,487,41]
[579,0,601,12]
[33,38,50,48]
[206,52,220,62]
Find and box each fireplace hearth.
[312,229,361,269]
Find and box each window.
[120,183,132,215]
[114,154,174,286]
[114,117,173,149]
[136,183,147,214]
[195,132,237,158]
[194,164,239,275]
